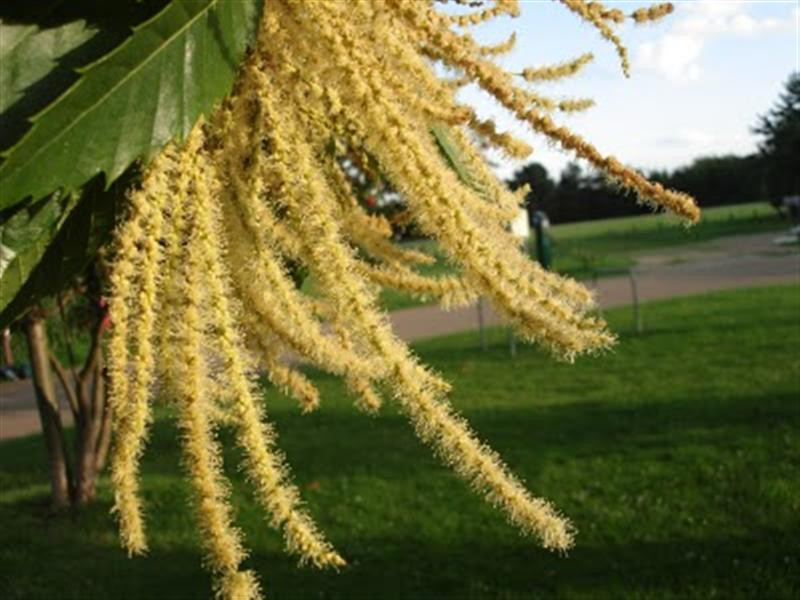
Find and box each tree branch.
[56,292,80,382]
[78,303,108,415]
[48,350,80,418]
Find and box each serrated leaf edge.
[0,0,219,194]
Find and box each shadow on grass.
[0,503,796,600]
[1,385,797,599]
[5,384,792,481]
[1,285,798,598]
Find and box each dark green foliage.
[507,161,555,226]
[0,0,261,211]
[1,285,798,598]
[755,73,800,199]
[0,2,171,155]
[655,155,766,209]
[0,192,78,322]
[0,173,133,330]
[0,0,262,325]
[510,156,768,226]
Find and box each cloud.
[634,1,793,83]
[637,34,704,83]
[657,128,716,147]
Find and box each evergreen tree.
[755,73,800,199]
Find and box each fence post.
[477,297,487,351]
[508,328,517,358]
[628,269,642,334]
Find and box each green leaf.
[0,20,97,114]
[0,193,79,317]
[0,173,126,329]
[430,123,490,198]
[0,0,261,211]
[0,12,139,152]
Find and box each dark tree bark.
[24,276,112,509]
[72,311,108,504]
[24,314,72,510]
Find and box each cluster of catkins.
[107,1,699,597]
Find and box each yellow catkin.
[169,162,257,599]
[587,1,626,24]
[344,211,436,266]
[432,123,525,222]
[329,311,384,414]
[107,150,173,555]
[189,128,345,569]
[448,0,520,27]
[106,1,698,595]
[259,342,322,414]
[254,67,575,548]
[467,113,533,159]
[326,170,436,267]
[223,181,379,380]
[521,52,594,82]
[478,31,516,56]
[632,3,673,24]
[397,0,700,221]
[290,2,611,356]
[361,261,476,310]
[560,0,628,74]
[209,69,380,384]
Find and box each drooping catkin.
[189,129,345,568]
[256,338,322,414]
[521,53,594,82]
[169,169,256,599]
[262,82,574,547]
[559,0,630,74]
[108,150,173,555]
[106,1,697,597]
[632,3,673,24]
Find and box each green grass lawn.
[377,202,790,311]
[1,284,799,599]
[551,202,789,277]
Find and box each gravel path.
[2,231,797,441]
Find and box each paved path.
[389,232,799,340]
[0,379,74,440]
[2,231,797,441]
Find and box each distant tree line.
[509,73,798,225]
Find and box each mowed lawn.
[0,285,798,599]
[550,202,790,275]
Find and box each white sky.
[449,0,799,180]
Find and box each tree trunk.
[71,311,109,505]
[24,269,112,509]
[24,315,72,510]
[73,410,99,505]
[93,361,112,473]
[72,362,107,504]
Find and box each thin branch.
[94,382,112,473]
[91,352,105,424]
[48,350,80,418]
[78,304,108,414]
[56,292,80,382]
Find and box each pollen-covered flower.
[106,1,697,598]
